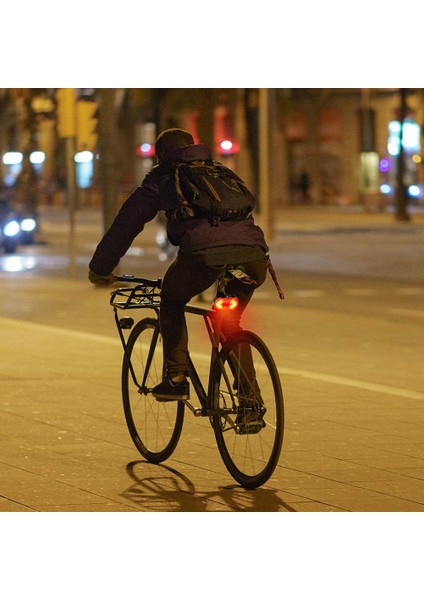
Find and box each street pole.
[394,88,410,222]
[65,136,77,276]
[258,88,273,240]
[98,89,120,232]
[56,88,78,277]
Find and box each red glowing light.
[136,143,155,157]
[213,296,239,311]
[216,139,240,155]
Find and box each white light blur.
[29,151,45,165]
[408,185,420,197]
[220,140,233,151]
[2,152,23,165]
[0,255,36,272]
[20,218,36,232]
[388,121,421,156]
[74,151,94,163]
[3,220,20,237]
[380,184,392,194]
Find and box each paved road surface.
[2,203,422,598]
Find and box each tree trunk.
[98,89,121,232]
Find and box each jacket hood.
[160,143,212,163]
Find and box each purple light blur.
[379,158,391,173]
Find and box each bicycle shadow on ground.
[121,460,296,512]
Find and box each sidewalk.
[271,203,424,232]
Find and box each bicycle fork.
[113,308,160,393]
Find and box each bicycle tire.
[122,317,185,463]
[211,330,284,489]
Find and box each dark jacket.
[89,144,268,276]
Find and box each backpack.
[171,160,256,224]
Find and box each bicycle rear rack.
[110,284,161,310]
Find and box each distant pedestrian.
[299,170,310,204]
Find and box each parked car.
[0,198,37,253]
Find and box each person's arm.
[89,180,158,277]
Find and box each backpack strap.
[173,162,195,219]
[267,256,285,300]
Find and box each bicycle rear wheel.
[211,330,284,489]
[122,317,184,463]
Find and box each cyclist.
[89,128,269,403]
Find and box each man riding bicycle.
[89,128,269,404]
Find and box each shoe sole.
[154,393,189,402]
[237,422,265,434]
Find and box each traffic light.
[76,99,98,151]
[217,139,240,155]
[214,103,239,156]
[136,142,155,157]
[56,88,76,138]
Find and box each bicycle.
[110,272,284,489]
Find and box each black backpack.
[171,160,256,224]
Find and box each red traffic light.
[216,139,240,156]
[136,143,155,157]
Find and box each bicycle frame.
[184,303,238,418]
[110,276,239,420]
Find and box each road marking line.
[251,291,273,300]
[395,288,424,295]
[277,367,424,400]
[292,290,325,298]
[387,308,424,318]
[1,317,121,346]
[343,288,375,296]
[3,316,423,401]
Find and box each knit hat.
[155,128,195,161]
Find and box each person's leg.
[220,257,268,398]
[220,257,268,340]
[158,251,219,380]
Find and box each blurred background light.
[408,184,420,197]
[74,151,93,163]
[2,152,23,165]
[29,151,45,165]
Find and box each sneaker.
[152,378,189,402]
[235,383,266,434]
[235,403,266,434]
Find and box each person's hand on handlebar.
[88,270,116,286]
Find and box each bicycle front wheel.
[122,317,184,463]
[211,330,284,489]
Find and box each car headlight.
[3,220,20,237]
[20,218,37,232]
